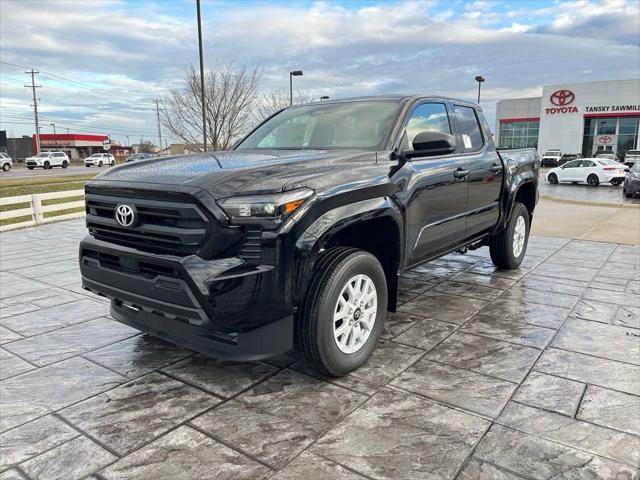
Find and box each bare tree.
[137,141,155,153]
[254,89,315,122]
[162,64,261,151]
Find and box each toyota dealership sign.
[545,89,578,114]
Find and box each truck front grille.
[85,190,212,256]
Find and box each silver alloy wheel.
[333,274,377,354]
[513,215,526,258]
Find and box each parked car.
[0,152,13,172]
[547,158,627,186]
[623,150,640,168]
[541,149,562,167]
[125,153,154,162]
[79,95,539,376]
[557,153,583,166]
[595,152,617,161]
[623,161,640,198]
[85,153,115,167]
[25,151,70,169]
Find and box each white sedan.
[546,158,627,187]
[84,153,115,167]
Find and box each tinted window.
[453,105,484,153]
[563,160,581,168]
[238,101,401,150]
[403,103,451,151]
[582,160,596,167]
[55,153,65,157]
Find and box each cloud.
[1,0,638,143]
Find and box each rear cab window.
[452,105,484,153]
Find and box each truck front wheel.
[297,247,387,377]
[489,202,530,270]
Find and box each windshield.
[543,151,560,156]
[36,153,50,158]
[88,154,102,158]
[237,101,402,150]
[597,159,620,165]
[633,162,640,173]
[626,150,640,156]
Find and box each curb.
[539,193,640,209]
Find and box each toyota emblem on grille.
[114,204,137,227]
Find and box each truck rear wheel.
[297,247,387,377]
[489,202,530,270]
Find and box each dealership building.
[495,79,640,159]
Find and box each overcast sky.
[1,0,638,145]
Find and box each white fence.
[0,189,85,232]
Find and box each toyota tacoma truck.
[79,95,539,376]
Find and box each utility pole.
[153,98,163,152]
[196,0,207,152]
[25,70,42,154]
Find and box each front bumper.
[79,235,294,360]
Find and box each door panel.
[401,156,469,266]
[454,106,502,238]
[394,101,469,267]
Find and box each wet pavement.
[539,168,640,205]
[0,219,639,479]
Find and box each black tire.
[27,167,34,170]
[86,164,91,167]
[548,173,558,184]
[587,174,599,186]
[297,247,388,377]
[489,202,530,270]
[110,161,115,166]
[98,161,103,167]
[610,179,622,186]
[44,161,50,169]
[62,161,68,169]
[2,163,10,172]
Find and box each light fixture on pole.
[475,75,485,104]
[50,123,56,134]
[320,96,329,101]
[289,70,303,106]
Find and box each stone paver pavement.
[0,219,639,479]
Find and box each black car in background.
[624,161,640,198]
[125,153,155,162]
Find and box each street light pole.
[196,0,207,152]
[289,70,303,106]
[50,123,56,134]
[475,75,485,104]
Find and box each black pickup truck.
[80,95,539,376]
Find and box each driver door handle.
[489,163,502,173]
[453,168,470,179]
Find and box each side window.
[564,160,580,168]
[403,103,451,151]
[583,160,595,167]
[453,105,484,153]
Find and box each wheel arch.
[294,197,404,312]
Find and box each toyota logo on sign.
[550,89,575,106]
[598,136,613,144]
[114,204,137,227]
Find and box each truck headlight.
[217,188,314,228]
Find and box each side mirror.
[624,166,630,172]
[407,131,456,158]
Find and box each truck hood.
[90,149,389,198]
